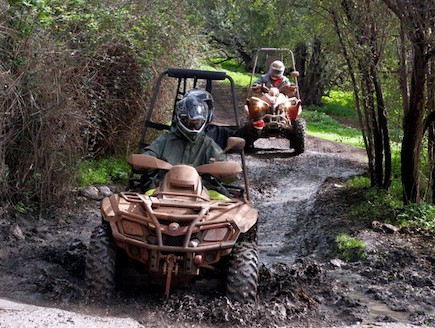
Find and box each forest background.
[0,0,434,231]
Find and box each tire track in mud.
[244,139,367,265]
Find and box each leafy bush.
[78,157,130,186]
[346,174,434,232]
[348,183,399,222]
[346,176,370,189]
[1,0,203,207]
[322,90,357,119]
[396,203,435,233]
[336,233,367,262]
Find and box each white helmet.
[175,95,209,142]
[269,60,285,78]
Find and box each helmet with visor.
[269,60,285,79]
[175,95,209,142]
[185,88,214,123]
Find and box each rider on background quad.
[251,60,296,97]
[143,93,225,166]
[240,59,302,152]
[244,60,296,143]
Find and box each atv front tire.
[226,241,259,303]
[290,119,306,155]
[85,221,117,299]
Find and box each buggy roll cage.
[138,68,241,151]
[247,48,301,100]
[136,67,252,201]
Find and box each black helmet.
[185,89,214,122]
[175,95,209,142]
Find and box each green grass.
[78,157,130,186]
[301,88,363,147]
[321,90,358,119]
[200,59,252,88]
[301,109,364,147]
[336,233,367,262]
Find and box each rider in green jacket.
[143,93,224,166]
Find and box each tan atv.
[243,48,306,154]
[85,69,259,303]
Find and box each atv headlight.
[203,227,230,242]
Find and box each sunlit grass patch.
[336,233,367,262]
[301,110,363,147]
[78,157,130,186]
[200,60,251,88]
[321,90,357,119]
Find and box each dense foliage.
[0,0,203,205]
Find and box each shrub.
[336,233,367,262]
[78,157,130,186]
[1,0,204,207]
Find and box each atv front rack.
[101,192,247,255]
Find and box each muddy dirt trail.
[0,82,433,327]
[0,136,433,328]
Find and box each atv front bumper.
[100,192,257,275]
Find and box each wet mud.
[0,136,433,327]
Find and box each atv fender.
[128,154,173,172]
[196,161,242,181]
[232,203,258,233]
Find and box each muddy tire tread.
[226,241,259,303]
[85,222,117,299]
[291,119,306,155]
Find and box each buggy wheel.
[85,221,117,300]
[244,141,255,153]
[226,241,259,303]
[290,119,306,155]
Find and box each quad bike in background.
[243,48,306,155]
[85,68,259,303]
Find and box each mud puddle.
[246,142,366,265]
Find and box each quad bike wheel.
[85,221,117,299]
[226,241,259,303]
[290,119,306,155]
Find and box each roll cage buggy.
[243,48,306,154]
[85,68,259,303]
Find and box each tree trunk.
[426,59,435,203]
[331,1,391,189]
[424,112,435,203]
[397,22,409,114]
[303,37,324,106]
[294,42,307,99]
[401,50,428,203]
[359,65,379,186]
[371,67,392,189]
[331,9,373,179]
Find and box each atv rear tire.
[291,119,306,155]
[226,241,259,303]
[85,221,117,299]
